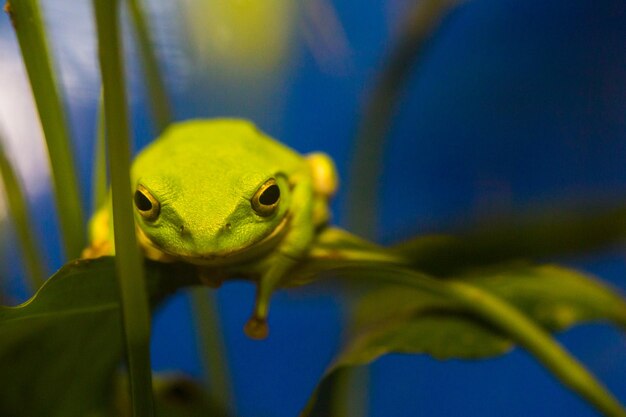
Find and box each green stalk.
[125,2,236,412]
[7,0,85,260]
[367,265,626,417]
[124,0,235,407]
[92,1,154,416]
[92,91,108,212]
[190,288,234,416]
[329,367,368,417]
[0,134,45,290]
[345,0,460,237]
[126,0,172,133]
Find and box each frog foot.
[244,315,269,340]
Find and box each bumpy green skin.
[88,119,336,339]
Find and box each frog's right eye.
[134,185,160,221]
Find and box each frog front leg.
[244,175,316,339]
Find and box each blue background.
[2,0,626,416]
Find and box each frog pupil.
[259,184,280,205]
[134,190,152,211]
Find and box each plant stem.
[92,90,108,213]
[329,367,368,417]
[92,1,154,416]
[7,0,85,260]
[126,0,172,133]
[124,2,237,412]
[0,134,46,290]
[371,266,626,417]
[190,288,234,416]
[124,3,238,414]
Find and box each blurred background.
[1,0,626,416]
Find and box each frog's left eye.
[251,178,280,217]
[134,184,160,221]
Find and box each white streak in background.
[144,0,193,92]
[301,0,353,76]
[0,34,50,221]
[39,2,99,103]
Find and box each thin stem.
[92,1,154,416]
[126,0,172,133]
[7,0,85,260]
[92,90,108,212]
[329,367,368,417]
[345,0,460,237]
[368,266,626,417]
[190,288,234,416]
[0,134,46,290]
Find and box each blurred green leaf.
[0,257,198,417]
[392,203,626,277]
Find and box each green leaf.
[0,257,198,417]
[301,261,626,416]
[342,311,512,364]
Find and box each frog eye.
[251,178,280,217]
[134,184,160,221]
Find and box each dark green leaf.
[0,257,198,417]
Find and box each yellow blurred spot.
[184,0,297,76]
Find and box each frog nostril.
[179,224,192,238]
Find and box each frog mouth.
[136,215,291,267]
